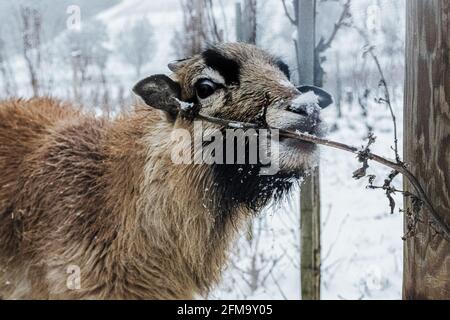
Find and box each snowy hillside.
[97,0,183,77]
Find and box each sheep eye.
[195,79,217,100]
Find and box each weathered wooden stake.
[403,0,450,299]
[297,0,321,300]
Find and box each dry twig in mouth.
[171,100,450,240]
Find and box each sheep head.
[134,43,332,180]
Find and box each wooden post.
[236,0,257,44]
[243,0,257,44]
[300,167,321,300]
[403,0,450,299]
[297,0,321,300]
[297,0,315,86]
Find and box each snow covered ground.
[319,99,404,300]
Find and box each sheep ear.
[133,75,181,121]
[168,58,190,72]
[297,85,333,109]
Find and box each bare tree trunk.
[297,0,321,300]
[0,39,16,97]
[403,0,450,299]
[243,0,257,44]
[20,7,42,97]
[300,166,321,300]
[235,3,244,42]
[335,50,342,118]
[176,0,224,57]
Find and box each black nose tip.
[286,104,319,117]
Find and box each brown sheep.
[0,43,331,299]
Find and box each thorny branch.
[167,97,450,241]
[316,10,433,240]
[354,25,401,163]
[347,24,426,238]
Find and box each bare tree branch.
[350,25,400,162]
[369,50,400,163]
[168,99,450,240]
[281,0,297,25]
[316,0,351,54]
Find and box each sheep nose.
[286,103,319,117]
[286,103,305,116]
[296,86,333,109]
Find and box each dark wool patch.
[275,59,291,80]
[202,49,241,85]
[209,132,300,217]
[212,163,299,217]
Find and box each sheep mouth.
[285,106,309,118]
[280,136,317,152]
[280,120,323,136]
[278,121,323,152]
[264,102,325,151]
[279,103,323,135]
